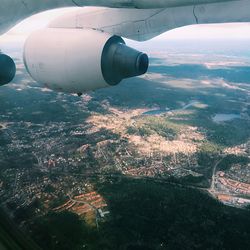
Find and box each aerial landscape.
[0,38,250,249]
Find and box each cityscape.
[0,40,250,249]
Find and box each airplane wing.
[49,0,250,41]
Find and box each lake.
[212,113,241,123]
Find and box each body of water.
[142,100,200,116]
[212,114,241,123]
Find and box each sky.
[1,7,250,44]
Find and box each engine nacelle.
[23,28,148,93]
[0,53,16,86]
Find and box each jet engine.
[23,28,148,93]
[0,53,16,86]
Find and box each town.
[1,103,250,229]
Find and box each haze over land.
[0,36,250,249]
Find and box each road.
[210,157,225,192]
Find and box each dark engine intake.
[102,36,148,85]
[0,53,16,86]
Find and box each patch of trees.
[27,178,250,250]
[97,178,250,250]
[29,211,97,250]
[217,154,250,171]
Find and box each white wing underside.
[49,0,250,41]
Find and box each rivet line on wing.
[72,0,81,7]
[193,5,199,24]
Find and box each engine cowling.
[0,53,16,86]
[23,28,148,93]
